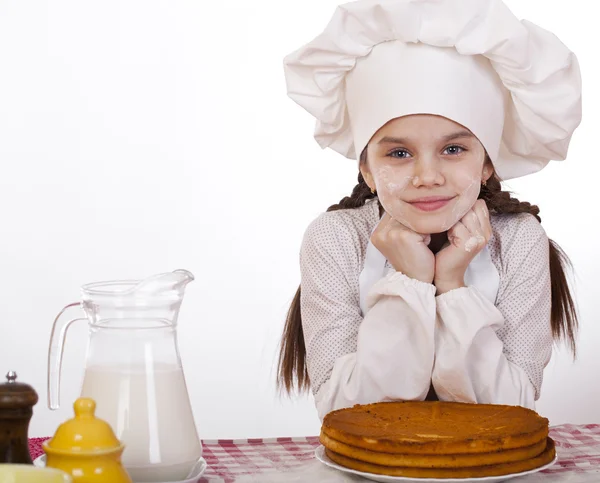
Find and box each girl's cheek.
[372,166,420,231]
[439,175,482,232]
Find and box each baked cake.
[320,401,555,478]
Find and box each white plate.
[33,455,207,483]
[315,446,558,483]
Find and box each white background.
[0,0,597,440]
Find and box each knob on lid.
[44,398,123,454]
[0,371,39,409]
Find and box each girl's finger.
[461,207,484,238]
[447,221,470,248]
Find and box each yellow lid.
[44,398,123,454]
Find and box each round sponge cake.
[322,401,549,455]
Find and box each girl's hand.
[434,200,492,295]
[371,212,435,284]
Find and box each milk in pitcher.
[81,364,202,482]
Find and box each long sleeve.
[299,210,437,420]
[431,214,553,409]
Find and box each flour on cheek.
[440,175,481,232]
[372,165,419,231]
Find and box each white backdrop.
[0,0,597,440]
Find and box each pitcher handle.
[47,302,87,410]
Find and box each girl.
[277,0,582,420]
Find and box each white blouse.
[299,199,553,420]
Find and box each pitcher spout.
[128,269,195,296]
[172,269,195,286]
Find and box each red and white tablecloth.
[29,424,600,482]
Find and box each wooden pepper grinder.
[0,371,39,464]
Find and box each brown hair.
[276,151,578,394]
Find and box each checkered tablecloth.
[29,424,600,482]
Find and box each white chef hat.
[283,0,582,180]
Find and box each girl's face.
[361,114,493,234]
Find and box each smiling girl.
[277,0,582,419]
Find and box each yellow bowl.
[0,464,73,483]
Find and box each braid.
[327,172,376,212]
[479,173,541,222]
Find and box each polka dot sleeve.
[299,210,365,396]
[299,202,437,418]
[491,213,554,399]
[433,213,553,406]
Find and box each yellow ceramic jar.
[43,398,132,483]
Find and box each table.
[29,424,600,482]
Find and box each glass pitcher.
[47,269,202,482]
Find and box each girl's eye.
[444,145,466,155]
[388,149,412,159]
